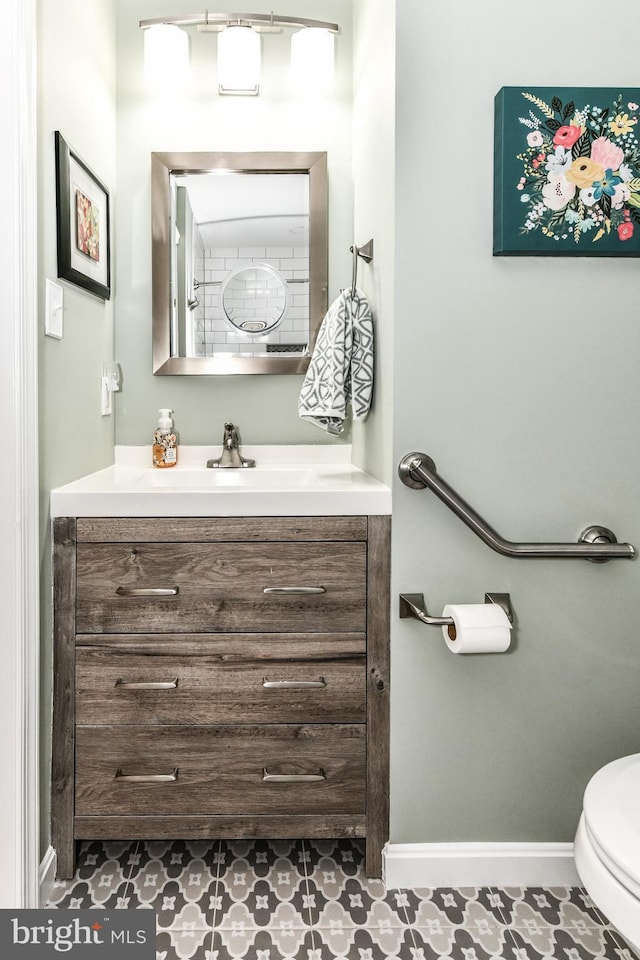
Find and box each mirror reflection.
[152,152,328,375]
[175,173,306,356]
[219,262,289,336]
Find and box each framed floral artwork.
[54,131,111,299]
[494,87,640,256]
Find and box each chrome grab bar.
[398,452,635,562]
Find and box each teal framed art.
[494,86,640,256]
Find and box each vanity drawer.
[76,541,366,634]
[75,724,366,817]
[75,638,366,724]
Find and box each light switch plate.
[45,279,63,339]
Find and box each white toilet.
[574,753,640,953]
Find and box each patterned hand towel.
[298,288,374,435]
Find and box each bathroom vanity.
[51,449,391,879]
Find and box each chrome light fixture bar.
[140,12,339,96]
[139,12,339,32]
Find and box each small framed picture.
[54,131,111,299]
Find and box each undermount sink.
[50,446,392,518]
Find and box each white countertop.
[50,446,392,518]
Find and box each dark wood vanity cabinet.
[52,516,390,879]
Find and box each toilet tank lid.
[583,753,640,889]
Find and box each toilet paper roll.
[441,603,511,654]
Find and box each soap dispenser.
[152,408,178,468]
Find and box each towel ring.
[350,240,374,296]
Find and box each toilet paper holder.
[399,592,513,627]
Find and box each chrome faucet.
[206,422,256,469]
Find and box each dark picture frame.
[54,131,111,299]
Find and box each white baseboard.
[38,841,580,899]
[39,846,57,907]
[383,842,580,890]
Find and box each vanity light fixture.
[139,11,339,97]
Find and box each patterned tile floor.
[45,839,638,960]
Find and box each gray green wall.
[351,0,395,482]
[391,0,640,842]
[37,0,117,855]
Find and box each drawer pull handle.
[263,586,326,595]
[262,678,326,689]
[115,586,179,597]
[262,768,326,783]
[114,768,179,783]
[114,678,179,690]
